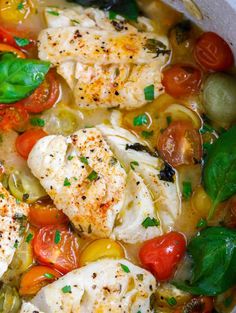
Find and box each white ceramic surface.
[162,0,236,58]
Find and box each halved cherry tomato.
[20,70,60,113]
[183,296,214,313]
[162,64,202,98]
[0,104,29,131]
[194,32,234,71]
[15,129,47,159]
[19,265,61,296]
[0,43,26,58]
[33,225,80,274]
[157,120,202,168]
[139,231,186,281]
[29,202,69,227]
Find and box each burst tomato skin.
[139,231,186,281]
[33,225,80,274]
[194,32,234,71]
[183,296,214,313]
[20,70,60,113]
[0,104,29,131]
[162,64,202,98]
[157,120,202,168]
[15,129,47,159]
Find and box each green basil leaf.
[173,226,236,296]
[203,125,236,219]
[0,53,50,104]
[69,0,139,21]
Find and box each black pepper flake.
[158,162,175,182]
[82,196,86,200]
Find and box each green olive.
[0,285,21,313]
[8,171,47,203]
[203,73,236,125]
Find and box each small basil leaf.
[0,53,50,104]
[173,227,236,296]
[203,125,236,219]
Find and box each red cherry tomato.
[162,64,202,98]
[0,26,34,50]
[183,296,214,313]
[0,104,29,131]
[15,129,47,159]
[139,231,186,281]
[157,120,202,167]
[194,32,234,71]
[33,225,80,274]
[20,70,60,113]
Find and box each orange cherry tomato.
[0,104,29,131]
[162,64,202,98]
[0,43,26,58]
[194,32,234,71]
[19,265,61,296]
[157,120,202,168]
[20,70,60,113]
[33,225,80,274]
[183,296,214,313]
[29,202,69,227]
[139,231,186,281]
[15,129,47,159]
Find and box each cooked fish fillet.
[22,259,156,313]
[0,183,28,278]
[20,302,44,313]
[38,6,170,109]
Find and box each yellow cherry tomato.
[0,0,34,24]
[79,239,125,266]
[191,185,212,217]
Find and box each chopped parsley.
[67,155,74,161]
[142,217,159,229]
[200,123,215,134]
[120,263,130,273]
[14,240,19,249]
[54,230,61,244]
[166,297,177,306]
[141,130,153,139]
[80,156,88,165]
[44,273,55,279]
[87,170,98,181]
[182,181,192,200]
[109,10,117,20]
[133,113,148,126]
[25,233,34,243]
[196,218,207,229]
[14,37,30,47]
[63,177,71,187]
[144,38,171,57]
[61,285,71,293]
[17,2,24,10]
[166,115,172,126]
[71,19,80,24]
[0,194,4,199]
[30,117,45,127]
[137,274,143,281]
[47,10,59,16]
[144,85,155,101]
[130,161,139,170]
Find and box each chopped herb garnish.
[0,194,4,199]
[166,116,172,126]
[144,38,171,57]
[173,20,191,44]
[200,123,215,134]
[17,2,24,10]
[133,114,148,126]
[61,285,71,293]
[22,193,29,202]
[126,143,157,157]
[130,161,139,170]
[224,296,233,308]
[120,263,130,273]
[137,274,143,281]
[14,240,19,249]
[14,37,30,47]
[80,156,88,165]
[73,177,78,181]
[30,117,45,127]
[67,155,74,161]
[109,157,117,166]
[25,233,34,243]
[142,217,160,228]
[166,297,177,306]
[87,170,98,181]
[47,10,59,16]
[182,181,192,200]
[109,10,117,20]
[44,273,55,279]
[71,19,80,24]
[196,218,207,229]
[141,130,153,139]
[144,85,155,101]
[54,230,61,244]
[63,177,71,187]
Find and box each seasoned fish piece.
[26,259,156,313]
[0,184,28,278]
[28,128,127,238]
[38,6,170,109]
[20,302,44,313]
